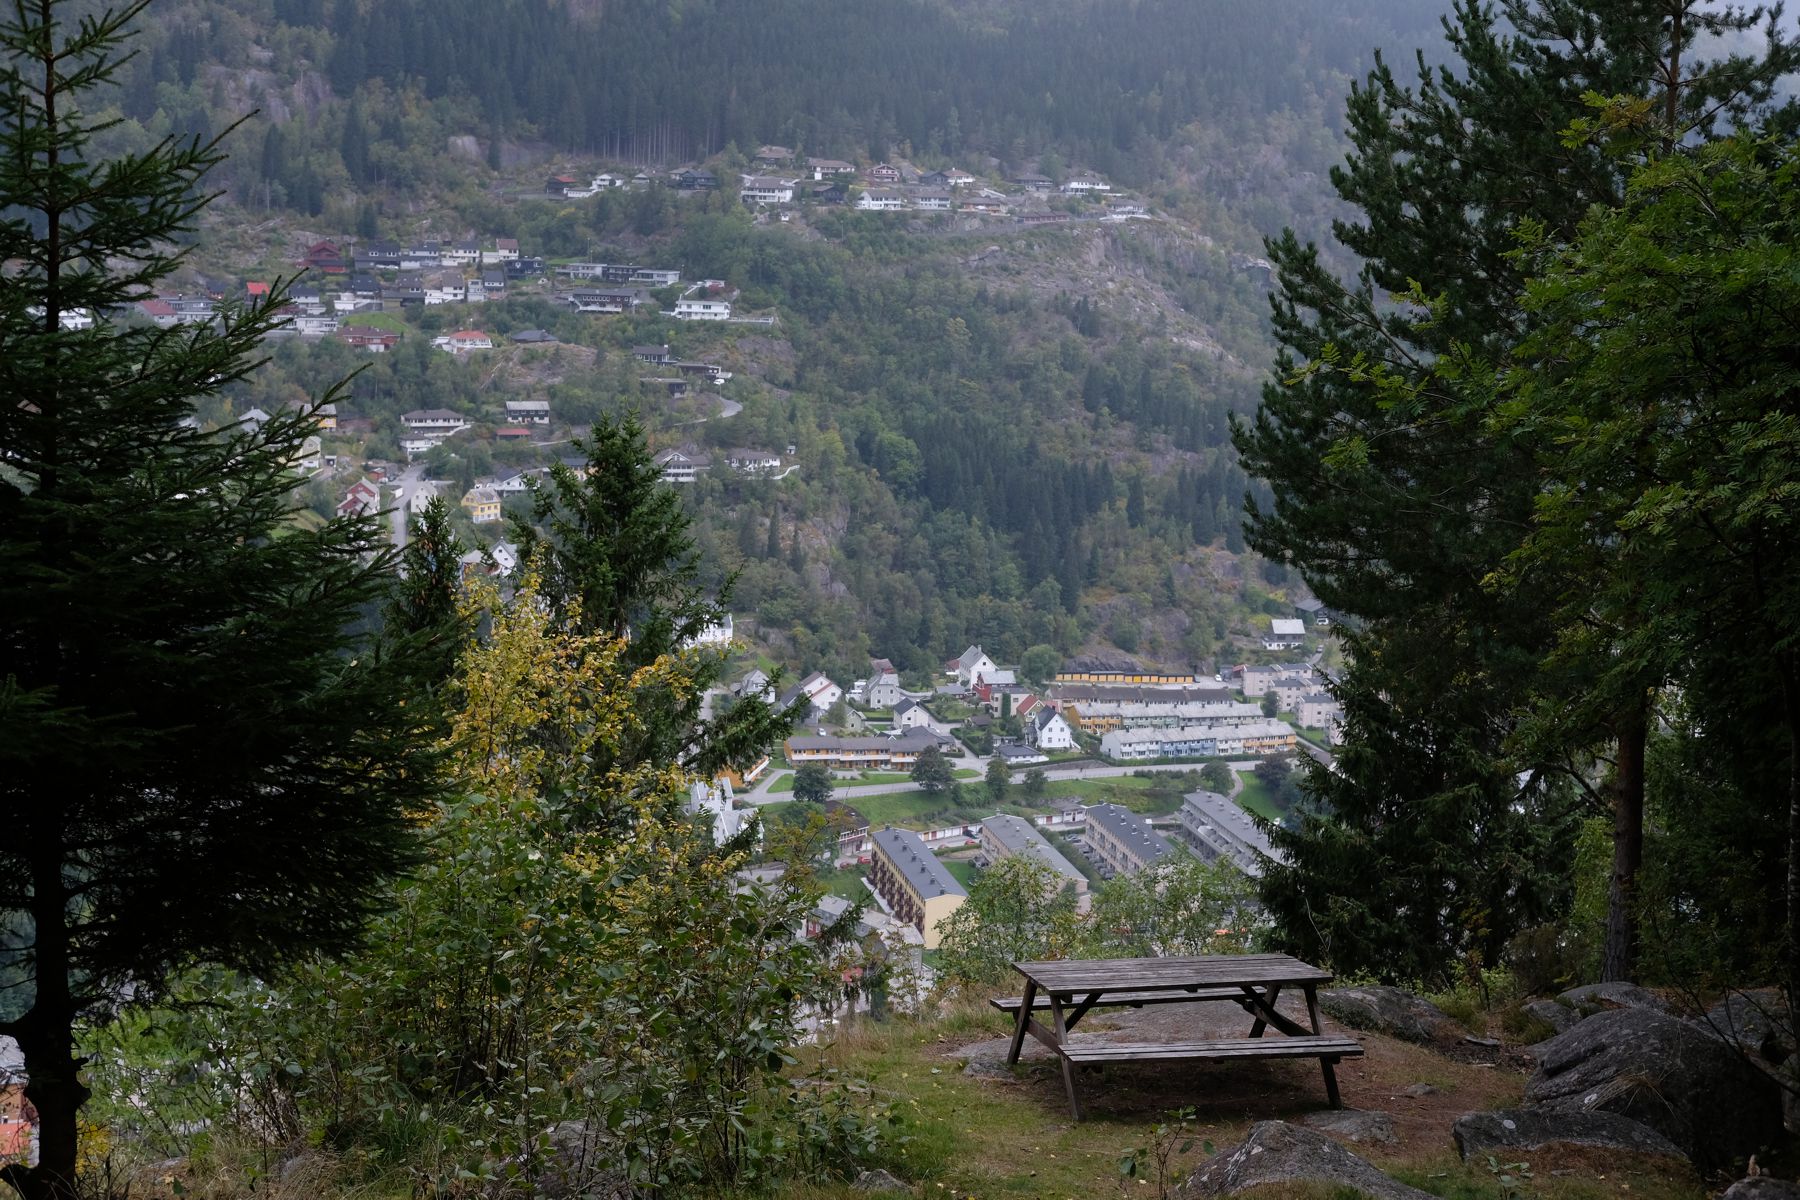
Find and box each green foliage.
[909,745,955,795]
[935,857,1083,990]
[1089,856,1260,958]
[983,757,1010,804]
[1238,0,1798,987]
[792,762,835,805]
[0,4,445,1194]
[1199,761,1233,793]
[1019,767,1048,804]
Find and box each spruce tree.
[0,4,444,1197]
[511,413,800,785]
[1235,0,1797,984]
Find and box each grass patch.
[939,857,977,888]
[768,772,798,793]
[1040,775,1189,816]
[338,310,410,332]
[1233,772,1284,822]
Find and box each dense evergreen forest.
[94,0,1443,227]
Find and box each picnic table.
[995,953,1362,1120]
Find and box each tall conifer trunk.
[1602,704,1647,982]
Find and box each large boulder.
[1319,986,1457,1045]
[1525,1007,1782,1171]
[1301,1109,1397,1146]
[1452,1109,1685,1160]
[1722,1180,1800,1200]
[1176,1121,1433,1200]
[1519,999,1579,1036]
[1558,982,1668,1016]
[1702,989,1795,1064]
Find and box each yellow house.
[461,486,501,523]
[317,402,337,431]
[869,827,966,949]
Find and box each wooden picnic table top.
[1011,953,1333,994]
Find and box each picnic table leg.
[1304,984,1343,1109]
[1247,983,1282,1038]
[1006,979,1038,1066]
[1050,992,1084,1121]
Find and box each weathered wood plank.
[1013,954,1333,993]
[1058,1035,1362,1065]
[989,987,1249,1013]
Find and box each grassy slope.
[780,1005,1712,1200]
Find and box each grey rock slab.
[1319,986,1457,1045]
[1301,1108,1398,1146]
[1701,989,1795,1064]
[1525,1007,1781,1171]
[1452,1109,1686,1160]
[1722,1179,1800,1200]
[1521,999,1579,1035]
[1176,1120,1433,1200]
[1401,1082,1440,1098]
[1558,982,1669,1016]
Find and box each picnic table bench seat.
[988,986,1250,1014]
[1002,953,1353,1120]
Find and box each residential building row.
[1176,789,1286,879]
[977,814,1086,896]
[1097,719,1296,762]
[783,726,953,772]
[1082,802,1174,879]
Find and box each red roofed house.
[299,240,346,273]
[337,479,381,519]
[495,426,534,441]
[245,280,270,300]
[339,329,400,353]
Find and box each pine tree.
[0,5,445,1196]
[510,413,800,786]
[1235,0,1797,984]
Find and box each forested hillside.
[99,0,1443,228]
[81,0,1449,678]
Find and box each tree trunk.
[1,852,89,1200]
[1601,702,1648,983]
[1781,658,1800,1027]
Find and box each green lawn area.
[815,863,869,902]
[338,310,409,332]
[1037,774,1190,816]
[938,856,977,888]
[1233,771,1284,821]
[768,772,797,793]
[772,768,982,793]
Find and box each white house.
[482,238,520,265]
[686,777,748,846]
[799,671,844,712]
[913,189,952,211]
[725,448,783,474]
[654,448,709,483]
[673,296,731,321]
[505,399,551,425]
[1029,708,1076,751]
[740,176,798,204]
[692,613,735,647]
[865,667,905,710]
[856,188,907,211]
[1262,617,1307,650]
[405,480,439,515]
[1061,171,1112,194]
[892,698,936,731]
[402,408,471,436]
[432,330,493,354]
[947,644,998,687]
